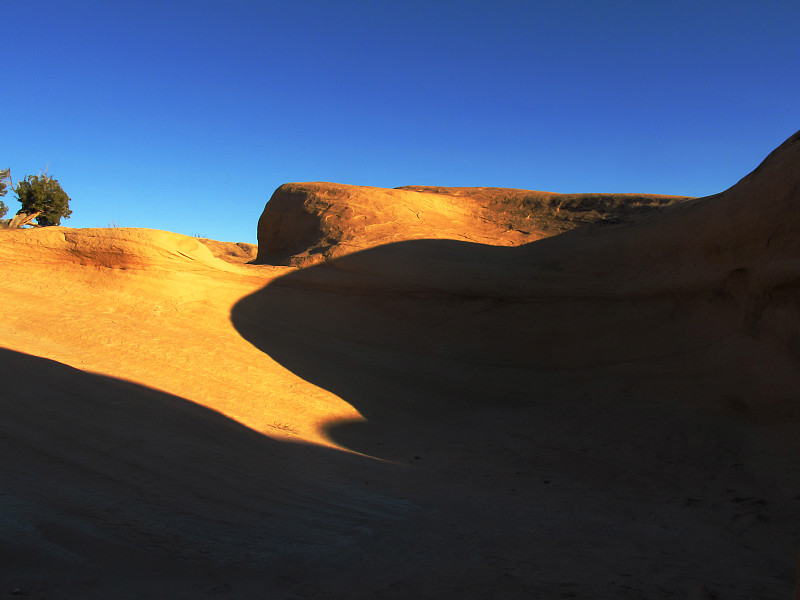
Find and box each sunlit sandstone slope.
[2,132,800,599]
[255,182,691,265]
[0,227,365,445]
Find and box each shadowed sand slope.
[232,130,800,597]
[255,182,691,266]
[0,348,414,599]
[237,131,800,420]
[1,132,799,599]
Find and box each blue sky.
[3,1,798,243]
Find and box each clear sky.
[4,1,799,243]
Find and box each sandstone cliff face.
[255,182,691,266]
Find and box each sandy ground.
[2,132,800,598]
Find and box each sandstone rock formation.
[255,182,691,266]
[1,131,799,599]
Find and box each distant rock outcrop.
[255,182,691,266]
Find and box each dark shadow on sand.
[0,347,412,599]
[230,235,800,598]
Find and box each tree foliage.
[0,168,73,228]
[14,173,72,226]
[0,168,8,219]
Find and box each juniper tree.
[0,168,8,219]
[14,173,72,226]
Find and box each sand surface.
[2,132,800,598]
